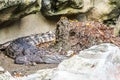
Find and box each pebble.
[0,67,4,74]
[32,62,37,66]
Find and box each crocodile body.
[6,31,56,58]
[7,38,66,64]
[5,31,68,64]
[0,31,55,50]
[19,31,56,47]
[3,17,120,65]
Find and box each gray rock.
[0,66,4,73]
[52,43,120,80]
[87,0,120,24]
[41,0,120,26]
[0,71,15,80]
[114,15,120,36]
[0,0,41,25]
[41,0,93,16]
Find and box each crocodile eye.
[69,30,76,36]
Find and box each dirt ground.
[0,51,58,76]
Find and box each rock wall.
[0,0,41,25]
[41,0,120,24]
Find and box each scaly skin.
[5,31,67,64]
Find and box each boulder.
[52,43,120,80]
[87,0,120,24]
[0,0,41,25]
[41,0,93,16]
[41,0,120,26]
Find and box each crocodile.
[4,30,75,65]
[8,38,67,64]
[1,17,120,65]
[0,31,55,50]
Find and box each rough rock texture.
[41,0,93,16]
[114,15,120,36]
[41,0,120,26]
[0,0,41,25]
[55,17,120,52]
[52,43,120,80]
[0,43,120,80]
[87,0,120,24]
[0,0,120,25]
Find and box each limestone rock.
[52,43,120,80]
[87,0,120,23]
[0,66,4,74]
[0,67,4,72]
[114,15,120,36]
[0,71,15,80]
[41,0,93,16]
[41,0,120,26]
[17,69,55,80]
[0,0,41,25]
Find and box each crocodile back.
[6,31,55,58]
[23,31,55,47]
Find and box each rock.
[66,50,75,57]
[0,69,55,80]
[41,0,120,26]
[114,15,120,36]
[32,62,37,66]
[41,0,93,16]
[16,69,56,80]
[0,0,41,25]
[52,43,120,80]
[87,0,120,24]
[0,71,15,80]
[0,67,4,74]
[0,67,4,72]
[55,17,120,52]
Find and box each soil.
[0,51,58,76]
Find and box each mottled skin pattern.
[9,38,66,64]
[6,31,55,58]
[6,31,67,64]
[22,31,55,47]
